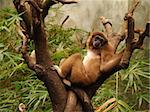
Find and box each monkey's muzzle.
[93,35,105,49]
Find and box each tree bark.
[13,0,149,111]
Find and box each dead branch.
[56,0,79,4]
[13,0,33,38]
[129,0,140,16]
[134,22,150,49]
[13,0,149,111]
[42,0,56,19]
[16,22,35,69]
[26,0,42,13]
[61,15,69,27]
[71,87,94,112]
[14,0,68,111]
[85,0,148,100]
[64,91,77,112]
[42,0,79,19]
[96,98,117,112]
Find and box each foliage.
[92,50,150,111]
[0,8,50,112]
[0,7,149,112]
[46,24,87,64]
[0,7,85,111]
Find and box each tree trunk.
[13,0,149,111]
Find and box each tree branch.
[14,0,68,111]
[61,15,69,27]
[64,91,78,112]
[26,0,42,13]
[13,0,33,38]
[56,0,79,4]
[85,0,147,99]
[14,0,148,111]
[96,98,117,112]
[71,87,94,112]
[42,0,56,19]
[42,0,79,19]
[16,22,36,70]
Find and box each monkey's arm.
[100,15,149,74]
[100,51,123,74]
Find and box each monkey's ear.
[88,32,92,36]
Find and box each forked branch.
[86,0,148,100]
[42,0,79,19]
[13,0,149,111]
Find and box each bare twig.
[96,98,116,112]
[103,102,117,112]
[42,0,79,19]
[56,0,79,4]
[134,22,150,49]
[129,0,140,16]
[61,15,69,27]
[16,22,33,68]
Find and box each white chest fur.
[83,50,99,66]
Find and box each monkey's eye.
[95,35,104,42]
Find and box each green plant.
[0,6,149,112]
[0,7,86,111]
[0,8,51,111]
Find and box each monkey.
[28,32,122,87]
[53,31,115,86]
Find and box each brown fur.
[56,32,115,86]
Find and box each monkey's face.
[91,33,107,50]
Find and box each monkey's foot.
[63,79,71,87]
[51,65,64,78]
[60,58,66,66]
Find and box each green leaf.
[138,97,142,108]
[117,104,126,112]
[118,100,133,112]
[0,43,4,48]
[0,53,4,61]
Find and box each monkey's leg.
[60,53,82,78]
[59,58,66,66]
[70,56,91,86]
[60,53,90,85]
